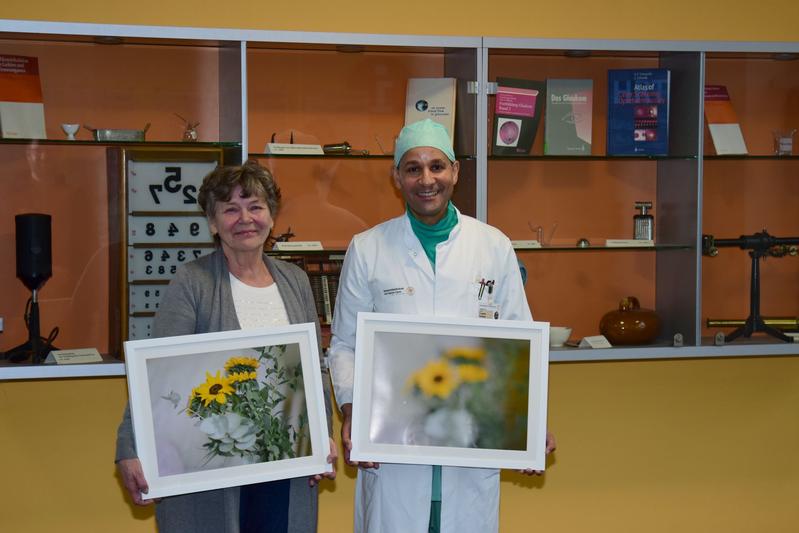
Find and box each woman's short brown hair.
[198,159,281,219]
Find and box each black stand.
[724,248,792,343]
[4,290,57,364]
[703,230,799,344]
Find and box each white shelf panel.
[0,360,126,381]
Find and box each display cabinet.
[1,20,797,381]
[0,23,244,378]
[244,40,479,246]
[701,51,799,344]
[481,38,798,360]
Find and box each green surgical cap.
[394,119,455,167]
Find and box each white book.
[404,78,456,145]
[0,101,46,139]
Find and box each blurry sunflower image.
[374,336,531,451]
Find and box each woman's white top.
[229,273,290,329]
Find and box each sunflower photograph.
[145,343,310,477]
[367,331,531,451]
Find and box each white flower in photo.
[423,407,477,448]
[200,412,258,453]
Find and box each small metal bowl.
[84,123,150,142]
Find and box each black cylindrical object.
[15,213,52,291]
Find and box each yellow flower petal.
[414,359,459,399]
[443,346,486,361]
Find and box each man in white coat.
[328,119,555,533]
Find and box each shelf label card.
[605,239,654,247]
[273,241,324,251]
[512,240,542,249]
[264,143,324,155]
[128,160,217,212]
[578,335,612,349]
[44,348,103,365]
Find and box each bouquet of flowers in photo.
[181,345,307,464]
[406,340,529,450]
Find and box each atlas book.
[704,84,748,155]
[404,78,457,146]
[544,78,593,155]
[0,54,47,139]
[492,77,545,156]
[607,69,670,156]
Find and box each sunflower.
[228,371,258,384]
[457,363,489,383]
[413,359,459,399]
[443,346,486,362]
[224,356,259,373]
[197,371,235,406]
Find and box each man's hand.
[341,403,379,469]
[117,458,155,506]
[520,431,557,476]
[309,437,339,486]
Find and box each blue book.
[607,69,670,156]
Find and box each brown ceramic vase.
[599,296,661,345]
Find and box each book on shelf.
[607,69,670,156]
[492,78,545,156]
[0,54,47,139]
[320,275,333,324]
[544,78,593,155]
[704,85,748,155]
[404,78,457,145]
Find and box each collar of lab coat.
[401,205,463,277]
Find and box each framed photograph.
[351,313,549,470]
[124,324,331,499]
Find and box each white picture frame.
[124,324,331,499]
[351,312,549,471]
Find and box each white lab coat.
[329,209,532,533]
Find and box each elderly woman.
[116,160,336,533]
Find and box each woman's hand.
[117,458,155,505]
[309,437,339,487]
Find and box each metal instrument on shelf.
[707,317,798,330]
[702,230,799,343]
[322,142,369,155]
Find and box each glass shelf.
[0,358,126,381]
[703,154,799,160]
[0,138,242,148]
[250,153,477,160]
[513,243,693,252]
[489,154,698,161]
[266,249,347,256]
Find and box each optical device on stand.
[703,230,799,343]
[3,213,60,363]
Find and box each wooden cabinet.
[1,21,797,380]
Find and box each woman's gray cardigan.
[116,250,333,533]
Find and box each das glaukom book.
[544,78,593,155]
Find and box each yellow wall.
[1,3,798,533]
[1,0,799,42]
[2,357,798,532]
